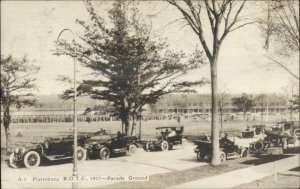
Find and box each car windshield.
[11,135,48,146]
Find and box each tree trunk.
[121,97,130,136]
[220,107,223,135]
[210,60,220,166]
[130,114,136,136]
[123,117,129,136]
[5,127,11,149]
[3,105,11,149]
[261,106,264,124]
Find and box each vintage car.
[272,121,300,138]
[250,121,299,153]
[250,130,296,153]
[144,126,187,151]
[84,131,139,159]
[241,125,266,138]
[234,125,267,151]
[194,134,248,162]
[8,135,88,169]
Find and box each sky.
[1,1,299,96]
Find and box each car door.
[111,136,128,150]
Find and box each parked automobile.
[84,131,139,159]
[194,134,248,162]
[250,121,299,153]
[235,125,266,152]
[8,135,88,169]
[145,126,187,151]
[272,121,300,138]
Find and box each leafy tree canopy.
[56,1,207,134]
[232,93,256,114]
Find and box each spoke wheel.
[220,152,226,162]
[161,141,169,151]
[294,129,300,137]
[282,140,288,149]
[254,141,264,152]
[196,152,205,161]
[241,149,248,157]
[145,142,151,152]
[9,153,18,168]
[181,138,188,148]
[77,146,87,162]
[99,147,110,160]
[127,144,137,156]
[24,151,40,169]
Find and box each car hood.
[86,135,112,143]
[266,130,291,137]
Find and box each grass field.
[1,119,278,148]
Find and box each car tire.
[254,141,264,152]
[99,147,110,160]
[241,148,248,157]
[220,151,226,162]
[9,153,18,168]
[77,146,87,162]
[145,142,151,152]
[161,141,169,151]
[196,152,205,161]
[294,129,300,137]
[282,139,288,149]
[127,144,137,156]
[24,151,41,169]
[181,138,188,148]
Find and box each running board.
[226,155,240,159]
[43,155,72,161]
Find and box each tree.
[281,80,298,121]
[0,55,40,148]
[232,93,255,121]
[167,0,251,165]
[290,95,300,112]
[56,1,206,135]
[218,92,226,134]
[259,0,299,80]
[255,94,267,123]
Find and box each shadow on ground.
[241,154,293,165]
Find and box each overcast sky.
[1,1,299,95]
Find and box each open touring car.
[144,126,187,151]
[8,135,88,169]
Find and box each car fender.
[35,144,44,156]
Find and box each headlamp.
[14,148,19,153]
[21,147,26,154]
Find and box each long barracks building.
[2,93,291,123]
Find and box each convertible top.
[155,126,184,130]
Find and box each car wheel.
[99,147,110,160]
[181,138,188,148]
[161,141,169,151]
[254,141,264,152]
[196,152,205,161]
[127,144,137,156]
[241,148,248,157]
[9,153,18,168]
[294,129,300,138]
[220,151,226,162]
[145,142,151,152]
[282,139,288,149]
[24,151,40,169]
[77,146,87,162]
